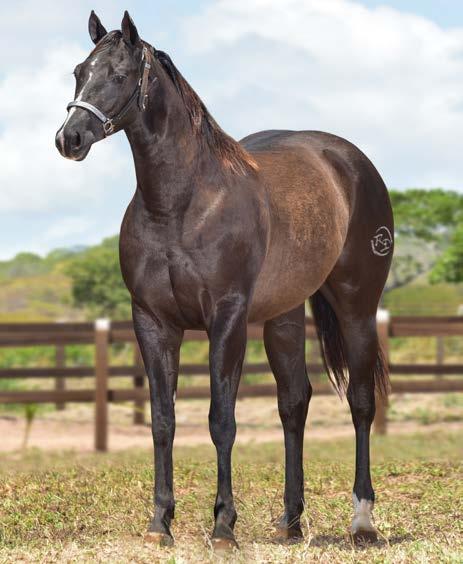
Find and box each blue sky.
[1,0,463,259]
[359,1,462,28]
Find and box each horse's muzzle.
[55,124,96,161]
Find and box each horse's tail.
[309,291,389,397]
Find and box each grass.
[0,432,462,562]
[384,281,463,316]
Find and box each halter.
[66,45,153,136]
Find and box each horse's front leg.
[208,295,248,551]
[132,302,183,547]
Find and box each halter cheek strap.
[66,46,154,137]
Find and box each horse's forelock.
[89,30,123,56]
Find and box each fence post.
[374,308,390,435]
[133,342,145,425]
[436,336,444,378]
[95,319,110,452]
[55,344,66,411]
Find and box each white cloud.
[1,0,463,260]
[0,0,124,70]
[0,1,136,259]
[182,0,463,189]
[0,44,132,214]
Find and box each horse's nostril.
[73,131,81,149]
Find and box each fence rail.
[1,314,462,450]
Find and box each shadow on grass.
[386,533,416,545]
[309,532,415,549]
[309,534,350,548]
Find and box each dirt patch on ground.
[2,394,462,452]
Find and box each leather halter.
[66,45,153,136]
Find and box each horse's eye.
[113,74,127,83]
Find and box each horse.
[55,11,393,550]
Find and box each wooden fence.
[1,313,462,451]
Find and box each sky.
[1,0,463,259]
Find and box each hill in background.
[0,248,87,322]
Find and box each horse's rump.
[244,131,361,321]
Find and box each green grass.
[384,281,463,315]
[0,432,461,562]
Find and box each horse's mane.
[155,50,258,175]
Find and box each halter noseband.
[66,46,153,136]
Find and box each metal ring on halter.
[103,119,114,135]
[67,100,114,134]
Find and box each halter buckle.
[103,119,114,135]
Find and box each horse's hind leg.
[264,304,312,542]
[313,280,387,543]
[340,313,381,542]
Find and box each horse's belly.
[249,243,339,322]
[249,192,349,321]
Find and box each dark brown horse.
[56,11,393,550]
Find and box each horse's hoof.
[144,531,174,547]
[351,528,378,544]
[211,536,239,553]
[274,526,304,544]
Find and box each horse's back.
[241,130,392,321]
[241,129,390,211]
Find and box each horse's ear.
[121,11,141,46]
[88,10,107,45]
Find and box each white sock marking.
[351,493,376,533]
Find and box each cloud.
[0,45,132,214]
[0,0,127,71]
[181,0,463,189]
[0,29,135,259]
[1,0,463,260]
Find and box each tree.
[387,189,463,291]
[430,224,463,284]
[66,236,131,319]
[390,188,463,241]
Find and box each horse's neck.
[124,89,226,220]
[125,119,194,216]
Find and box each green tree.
[430,224,463,284]
[66,236,131,319]
[390,188,463,241]
[387,189,463,291]
[0,252,45,279]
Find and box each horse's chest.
[120,233,204,326]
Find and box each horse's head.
[56,11,153,161]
